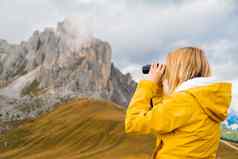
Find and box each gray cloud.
[0,0,237,91]
[0,0,60,42]
[0,0,237,111]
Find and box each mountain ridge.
[0,17,136,124]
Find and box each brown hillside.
[0,98,237,159]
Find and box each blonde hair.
[163,47,211,95]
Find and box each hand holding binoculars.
[142,63,164,74]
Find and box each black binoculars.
[142,64,160,74]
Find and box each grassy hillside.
[221,124,238,143]
[0,97,237,159]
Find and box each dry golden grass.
[0,97,237,159]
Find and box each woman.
[125,47,232,159]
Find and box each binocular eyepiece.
[142,64,160,74]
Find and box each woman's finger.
[156,63,160,69]
[155,64,159,71]
[157,63,162,71]
[152,63,156,70]
[150,63,154,73]
[162,64,166,73]
[160,63,163,70]
[151,63,154,71]
[153,63,156,70]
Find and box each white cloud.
[122,64,149,83]
[0,0,237,113]
[0,0,237,82]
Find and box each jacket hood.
[175,77,232,122]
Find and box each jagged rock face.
[0,18,136,122]
[108,64,137,107]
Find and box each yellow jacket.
[125,77,232,159]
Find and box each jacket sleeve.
[125,80,192,135]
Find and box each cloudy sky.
[0,0,237,111]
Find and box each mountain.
[0,18,136,123]
[0,98,237,159]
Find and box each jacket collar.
[175,76,231,92]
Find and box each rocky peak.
[0,18,136,122]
